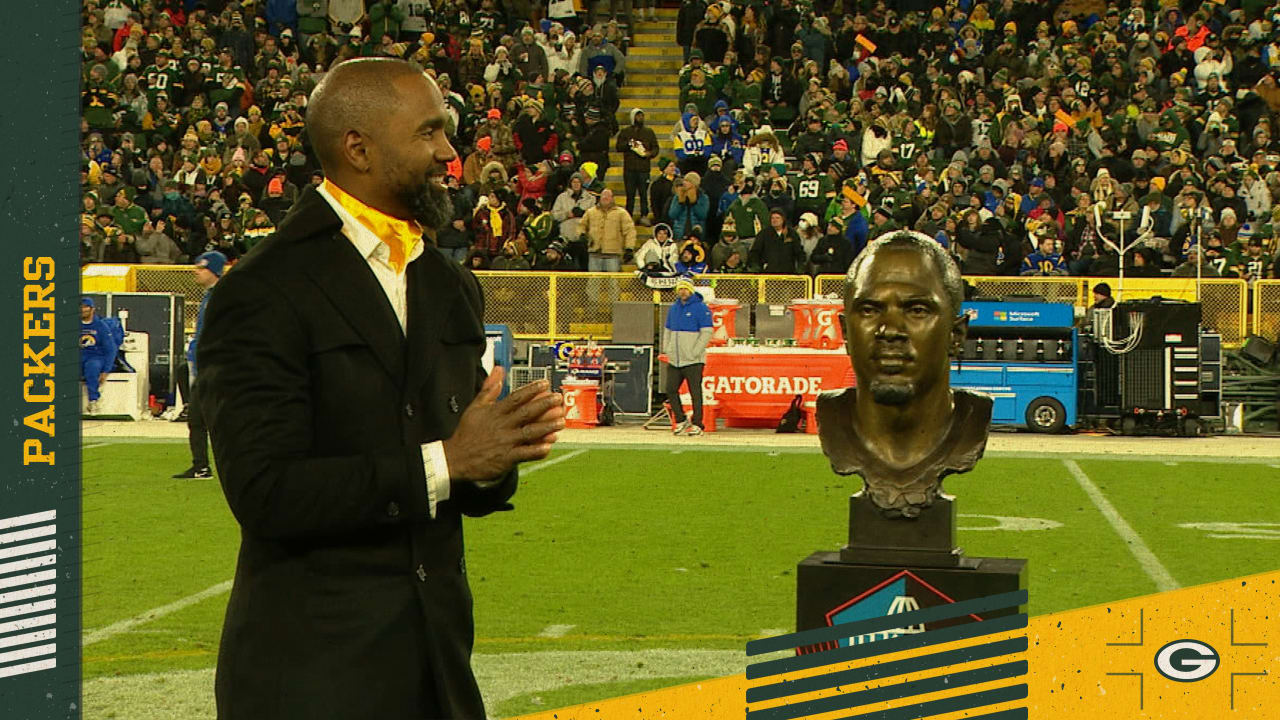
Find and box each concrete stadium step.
[625,75,681,85]
[630,32,672,45]
[627,58,682,71]
[626,48,679,60]
[619,89,682,100]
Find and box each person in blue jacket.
[81,297,119,415]
[174,250,226,479]
[662,275,713,435]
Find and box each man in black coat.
[196,59,566,720]
[749,208,805,273]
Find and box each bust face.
[845,248,960,407]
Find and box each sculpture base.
[845,493,963,567]
[796,551,1027,652]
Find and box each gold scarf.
[323,179,422,272]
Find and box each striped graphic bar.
[747,661,1027,720]
[834,683,1028,720]
[747,590,1027,656]
[748,636,1028,703]
[0,510,56,531]
[747,613,1028,679]
[0,511,58,681]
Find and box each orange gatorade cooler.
[787,300,816,347]
[789,299,845,349]
[707,299,741,347]
[810,300,844,349]
[562,378,600,429]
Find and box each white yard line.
[1062,460,1179,592]
[83,580,232,646]
[536,624,576,638]
[521,449,587,476]
[82,451,585,648]
[83,649,749,720]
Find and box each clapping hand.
[443,368,565,482]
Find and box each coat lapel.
[405,247,465,394]
[288,188,408,386]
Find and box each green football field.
[80,439,1280,719]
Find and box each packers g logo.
[1154,639,1219,682]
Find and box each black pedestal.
[796,551,1027,652]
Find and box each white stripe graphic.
[0,600,56,620]
[83,580,233,646]
[0,584,55,605]
[0,643,56,665]
[0,525,56,545]
[0,539,57,560]
[0,570,57,590]
[0,658,56,679]
[0,555,56,576]
[1063,460,1179,592]
[0,614,56,635]
[0,628,55,649]
[0,510,56,531]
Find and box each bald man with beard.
[196,58,566,720]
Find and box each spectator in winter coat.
[471,192,516,258]
[475,108,519,169]
[668,172,710,240]
[136,219,181,263]
[675,235,710,274]
[958,217,1005,276]
[749,209,805,273]
[677,0,708,62]
[635,223,679,273]
[533,240,578,271]
[649,159,680,227]
[615,108,660,222]
[663,275,713,434]
[551,173,597,244]
[515,161,551,203]
[1021,235,1068,276]
[810,216,852,275]
[673,112,712,176]
[581,189,637,271]
[707,117,745,172]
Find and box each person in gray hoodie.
[662,275,713,435]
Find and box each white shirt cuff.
[421,441,452,518]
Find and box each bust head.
[843,231,966,409]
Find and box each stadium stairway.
[607,7,682,241]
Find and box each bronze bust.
[817,231,992,519]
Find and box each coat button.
[416,564,427,582]
[386,501,399,517]
[448,396,460,413]
[459,557,466,574]
[405,403,414,418]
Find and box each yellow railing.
[474,272,812,340]
[818,275,1251,346]
[1256,280,1280,342]
[82,264,1267,346]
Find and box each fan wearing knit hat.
[663,273,713,436]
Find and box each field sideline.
[80,422,1280,719]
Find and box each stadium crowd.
[79,0,1280,285]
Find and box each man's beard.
[868,378,915,406]
[398,172,455,230]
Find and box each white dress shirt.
[316,183,451,518]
